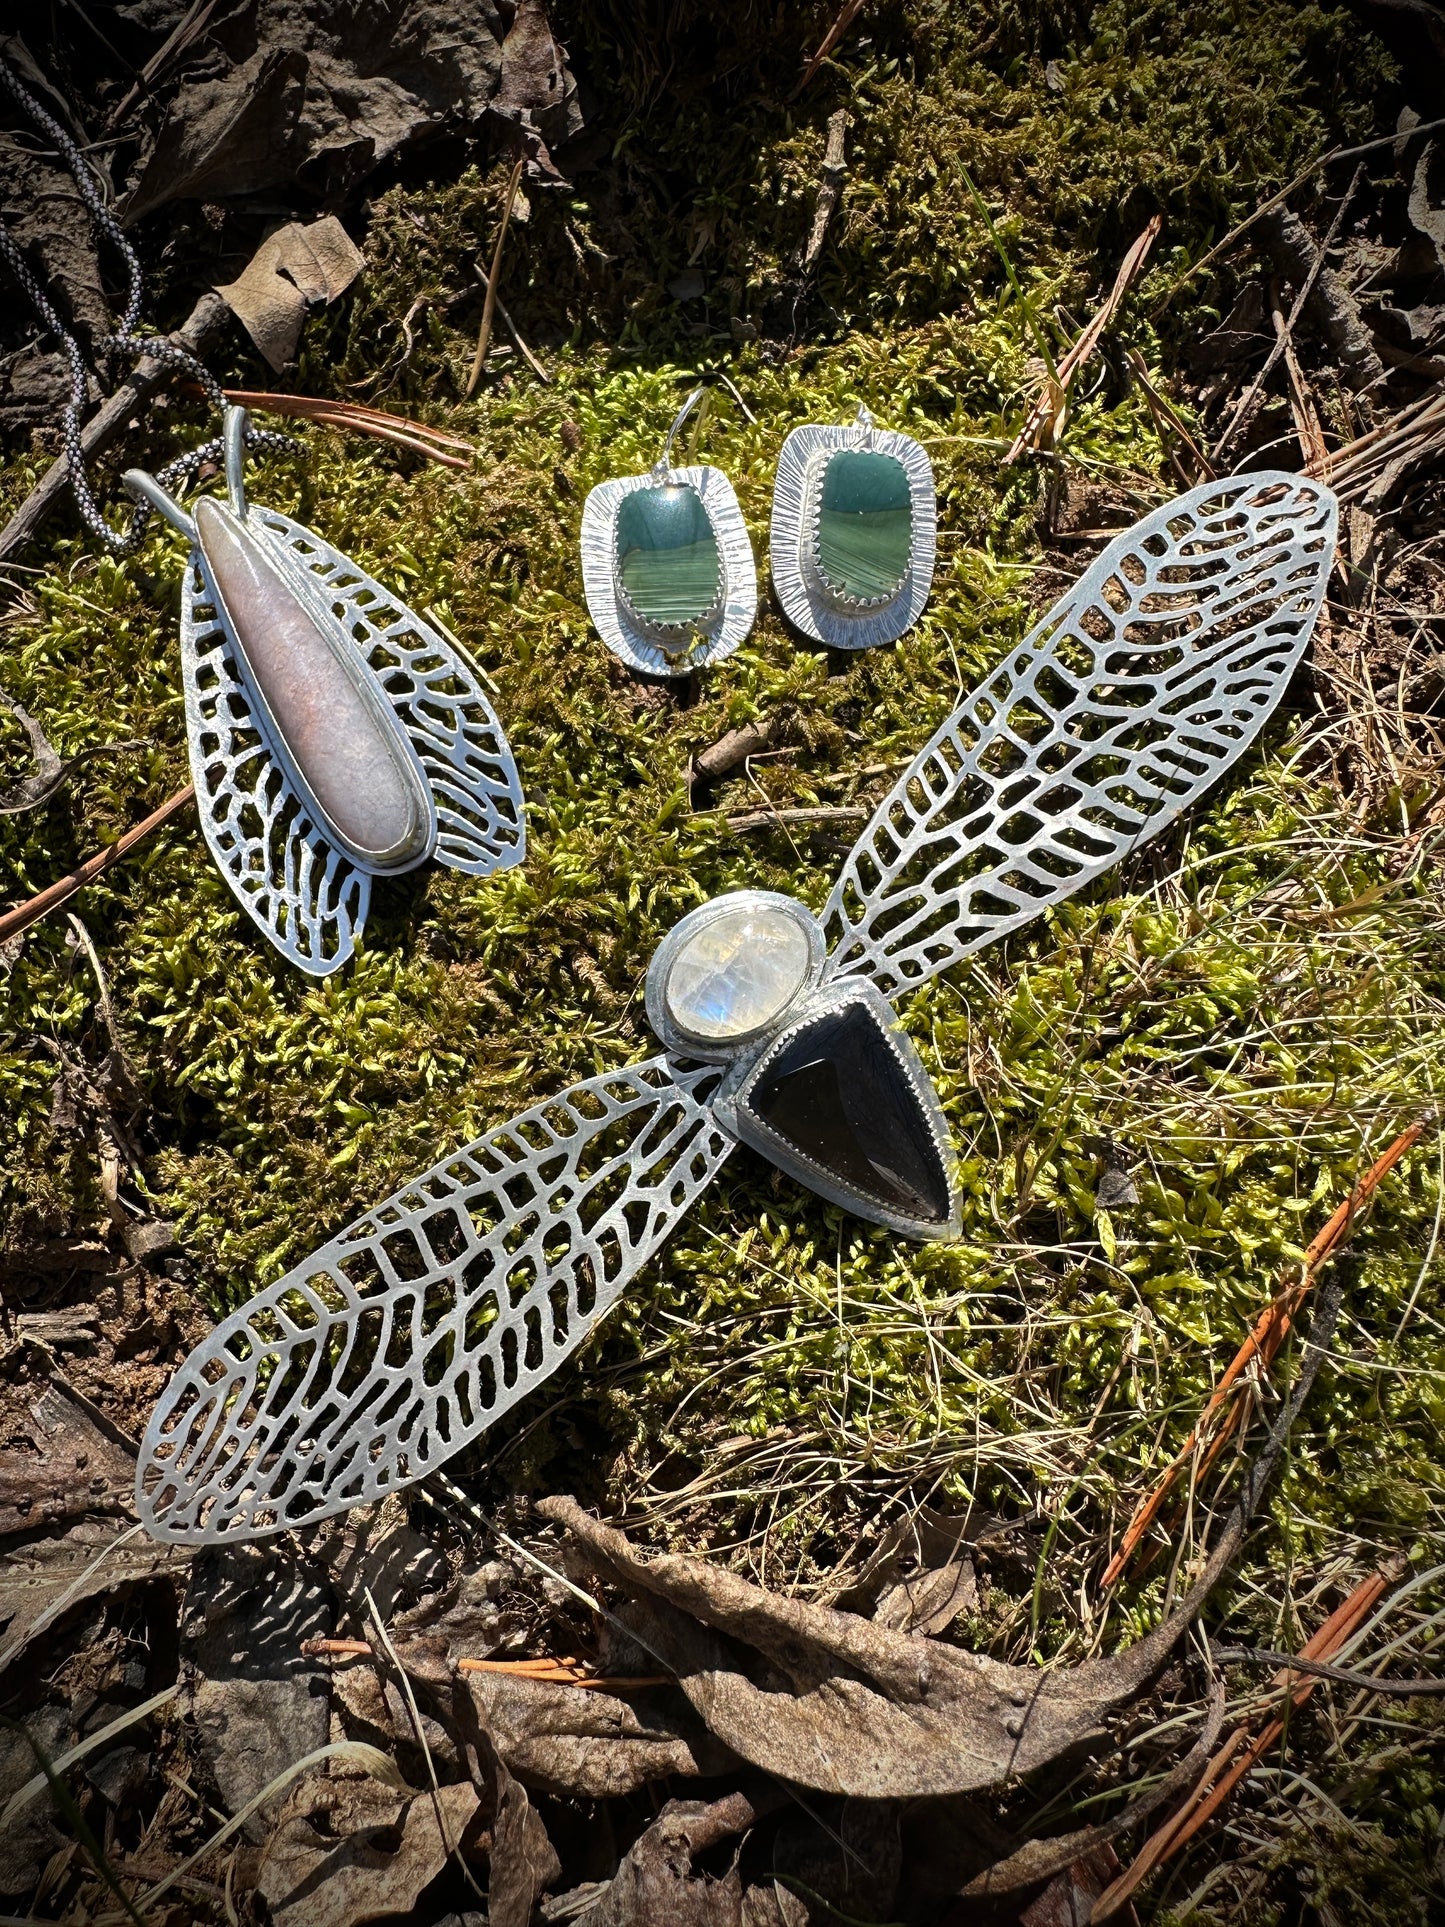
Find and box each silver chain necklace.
[0,53,296,551]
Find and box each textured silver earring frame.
[579,386,757,677]
[770,404,937,650]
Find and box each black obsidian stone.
[742,999,952,1225]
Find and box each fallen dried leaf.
[570,1790,777,1927]
[119,0,559,221]
[536,1271,1344,1799]
[257,1770,481,1927]
[463,1668,738,1798]
[215,215,364,370]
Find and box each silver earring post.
[223,404,250,516]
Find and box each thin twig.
[789,0,867,100]
[1213,1649,1445,1697]
[1094,1568,1396,1919]
[1212,166,1364,460]
[0,783,195,948]
[1152,113,1445,315]
[723,804,868,834]
[1006,214,1162,462]
[1100,1120,1430,1590]
[465,158,525,399]
[796,109,850,272]
[470,264,551,383]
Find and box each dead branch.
[0,292,227,563]
[1253,201,1384,391]
[724,804,867,833]
[1213,165,1366,457]
[690,720,773,786]
[0,783,195,948]
[795,109,850,272]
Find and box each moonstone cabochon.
[662,898,814,1042]
[614,483,722,628]
[771,421,936,650]
[194,499,435,872]
[581,463,757,677]
[815,449,913,603]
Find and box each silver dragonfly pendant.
[137,470,1337,1542]
[123,406,525,975]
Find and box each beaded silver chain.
[0,53,294,554]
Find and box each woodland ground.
[1,3,1444,1922]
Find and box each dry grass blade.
[1100,1120,1429,1590]
[1092,1569,1395,1920]
[1006,214,1162,462]
[1305,386,1445,505]
[466,158,525,399]
[0,783,196,948]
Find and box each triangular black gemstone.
[739,998,953,1227]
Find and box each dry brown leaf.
[463,1667,739,1798]
[257,1771,480,1927]
[118,1,547,221]
[536,1278,1342,1800]
[215,216,364,371]
[569,1791,773,1927]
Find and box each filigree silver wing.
[246,507,526,876]
[136,1057,733,1542]
[181,554,369,975]
[820,472,1337,996]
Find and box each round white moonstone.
[663,902,812,1043]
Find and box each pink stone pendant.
[124,406,525,975]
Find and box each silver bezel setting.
[645,889,825,1062]
[715,976,961,1244]
[126,403,526,978]
[770,411,936,651]
[581,463,757,677]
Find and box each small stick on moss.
[0,783,195,948]
[790,0,866,100]
[796,110,850,273]
[724,804,867,833]
[471,264,552,383]
[465,158,526,399]
[1005,213,1162,462]
[1100,1120,1430,1591]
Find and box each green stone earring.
[581,386,757,676]
[771,404,936,650]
